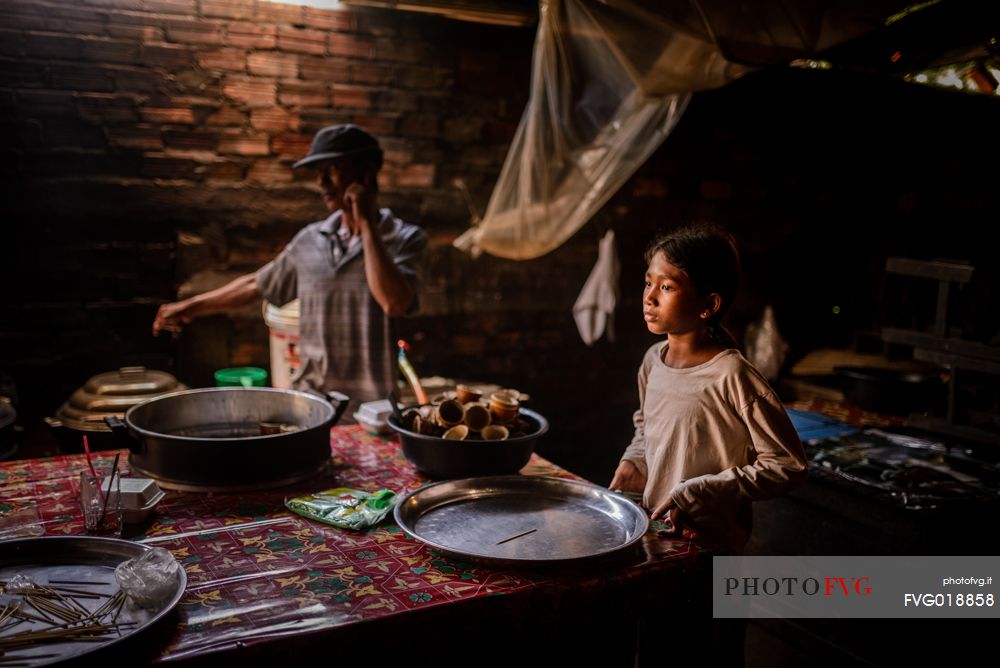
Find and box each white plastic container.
[118,477,165,524]
[353,399,394,435]
[263,300,300,389]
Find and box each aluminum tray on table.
[0,536,187,666]
[393,476,649,567]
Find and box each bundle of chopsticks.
[0,578,133,662]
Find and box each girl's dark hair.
[645,223,742,348]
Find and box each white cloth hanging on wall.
[573,230,619,345]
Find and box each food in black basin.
[386,407,549,479]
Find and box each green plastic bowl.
[214,367,269,388]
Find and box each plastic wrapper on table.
[115,546,183,609]
[2,573,37,594]
[0,506,45,540]
[286,487,397,530]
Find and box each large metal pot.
[106,387,349,492]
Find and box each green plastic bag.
[286,487,397,530]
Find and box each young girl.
[610,223,807,553]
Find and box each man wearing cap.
[152,124,427,407]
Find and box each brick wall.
[0,0,535,449]
[1,0,996,480]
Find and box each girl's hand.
[609,460,647,494]
[650,496,685,534]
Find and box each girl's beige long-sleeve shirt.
[621,343,807,552]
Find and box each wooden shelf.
[885,257,974,283]
[881,327,1000,363]
[880,257,999,446]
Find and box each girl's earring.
[701,311,710,319]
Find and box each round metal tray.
[0,536,187,666]
[394,475,649,567]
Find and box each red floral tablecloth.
[0,427,697,663]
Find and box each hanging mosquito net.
[453,0,912,259]
[453,0,740,259]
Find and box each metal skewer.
[495,528,537,545]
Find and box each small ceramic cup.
[434,399,466,428]
[488,391,519,424]
[463,403,491,431]
[400,409,420,431]
[413,415,438,436]
[454,384,482,404]
[442,424,469,440]
[480,425,509,441]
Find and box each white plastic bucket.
[263,300,300,389]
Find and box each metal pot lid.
[49,405,117,432]
[83,366,180,397]
[53,367,185,432]
[67,385,187,412]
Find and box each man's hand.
[152,301,195,335]
[342,180,378,236]
[609,460,647,494]
[151,273,260,336]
